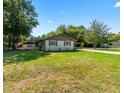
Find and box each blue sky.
[31,0,120,36]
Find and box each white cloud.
[114,2,120,8]
[48,20,54,24]
[60,11,64,15]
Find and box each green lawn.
[3,50,120,93]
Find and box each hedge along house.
[37,34,77,51]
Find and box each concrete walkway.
[77,49,120,55]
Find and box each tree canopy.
[3,0,39,49]
[107,32,120,42]
[84,19,110,48]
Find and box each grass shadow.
[3,50,50,64]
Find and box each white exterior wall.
[45,40,74,51]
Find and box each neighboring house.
[23,41,38,50]
[101,41,120,48]
[108,41,120,48]
[37,34,77,51]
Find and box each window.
[64,41,71,46]
[49,40,57,46]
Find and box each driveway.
[77,49,120,55]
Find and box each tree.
[3,0,38,49]
[45,31,56,38]
[55,24,86,43]
[85,19,110,48]
[107,32,120,42]
[27,35,36,41]
[66,25,86,42]
[56,25,67,34]
[41,34,46,39]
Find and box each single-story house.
[101,40,120,48]
[108,41,120,48]
[37,34,77,51]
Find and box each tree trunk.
[8,41,11,48]
[93,44,97,49]
[12,41,16,50]
[12,35,16,50]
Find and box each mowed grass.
[3,50,120,93]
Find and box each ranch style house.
[22,34,77,51]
